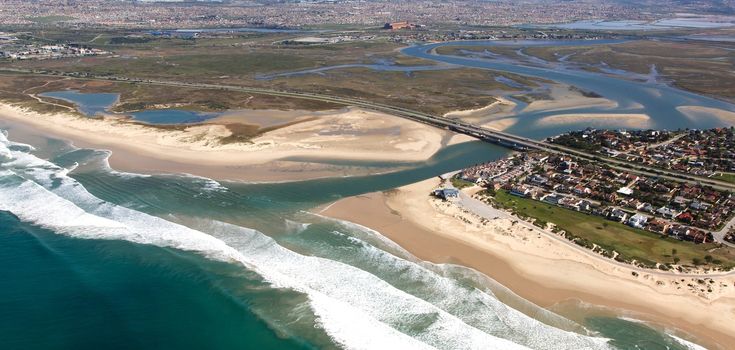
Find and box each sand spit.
[535,113,653,129]
[523,84,618,114]
[0,103,452,182]
[677,106,735,126]
[323,178,735,350]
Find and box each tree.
[671,248,677,256]
[705,255,713,263]
[673,256,680,264]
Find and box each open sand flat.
[483,117,519,131]
[536,113,653,129]
[443,97,516,121]
[443,97,519,131]
[678,106,735,126]
[0,103,451,182]
[523,84,618,113]
[322,178,735,350]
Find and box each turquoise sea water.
[0,125,709,349]
[3,38,730,349]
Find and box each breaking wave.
[0,131,614,349]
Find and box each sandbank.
[523,84,618,113]
[677,106,735,126]
[0,103,453,182]
[536,113,653,129]
[322,178,735,350]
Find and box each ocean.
[0,127,708,349]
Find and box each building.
[608,208,629,222]
[383,21,417,30]
[433,188,460,201]
[627,214,649,229]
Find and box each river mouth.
[3,38,731,350]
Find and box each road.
[713,216,735,248]
[2,67,735,193]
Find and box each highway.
[3,67,735,192]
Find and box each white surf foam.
[0,132,614,350]
[0,137,534,350]
[97,150,153,179]
[284,218,311,234]
[323,226,612,350]
[173,172,229,193]
[669,334,707,350]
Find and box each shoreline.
[0,102,456,182]
[321,177,735,350]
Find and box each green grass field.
[714,173,735,184]
[489,190,735,270]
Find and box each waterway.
[402,40,735,139]
[39,90,220,124]
[1,38,728,349]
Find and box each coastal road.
[3,67,735,193]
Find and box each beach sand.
[535,113,653,129]
[322,178,735,350]
[523,84,618,113]
[443,97,520,131]
[0,103,454,182]
[678,106,735,126]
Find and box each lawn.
[714,173,735,184]
[450,176,475,189]
[490,190,735,270]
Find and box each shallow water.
[3,38,730,349]
[39,90,220,124]
[0,123,711,349]
[402,40,735,139]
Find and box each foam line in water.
[0,134,549,350]
[669,335,707,350]
[97,150,152,179]
[306,212,614,347]
[320,225,611,349]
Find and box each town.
[549,127,735,180]
[448,129,735,253]
[0,40,107,61]
[0,0,719,29]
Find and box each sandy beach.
[0,103,453,182]
[535,113,653,129]
[322,178,735,349]
[678,105,735,126]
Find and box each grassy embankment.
[480,189,735,270]
[714,173,735,185]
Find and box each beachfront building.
[433,188,460,201]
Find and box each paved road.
[713,216,735,248]
[3,67,735,193]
